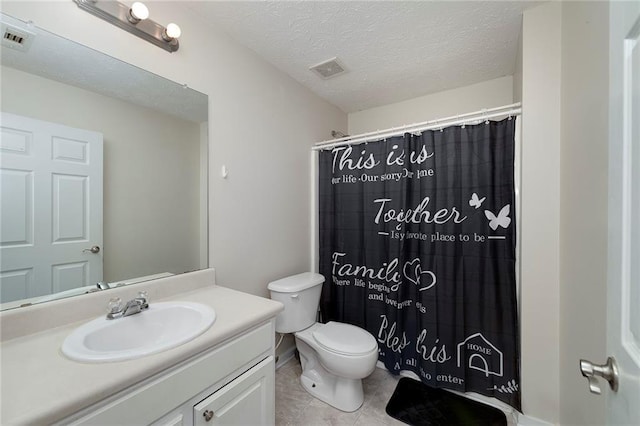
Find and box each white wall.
[1,1,347,297]
[520,2,562,423]
[348,75,513,134]
[513,28,523,103]
[519,3,611,424]
[559,2,608,424]
[1,66,202,283]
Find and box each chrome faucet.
[106,291,149,320]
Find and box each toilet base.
[300,370,364,412]
[297,339,365,412]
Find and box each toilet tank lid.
[267,272,325,292]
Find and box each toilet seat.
[312,321,378,356]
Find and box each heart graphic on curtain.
[402,259,437,291]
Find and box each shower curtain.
[318,118,520,410]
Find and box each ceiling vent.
[1,23,35,52]
[309,57,347,80]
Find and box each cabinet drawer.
[194,356,274,426]
[66,322,273,425]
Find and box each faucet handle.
[107,297,123,314]
[96,281,110,290]
[137,291,149,310]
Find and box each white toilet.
[268,272,378,412]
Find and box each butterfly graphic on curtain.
[469,192,487,209]
[484,204,511,230]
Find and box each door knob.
[83,245,100,254]
[579,356,619,394]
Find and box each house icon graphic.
[456,333,503,377]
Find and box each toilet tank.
[267,272,325,333]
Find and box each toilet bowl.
[295,322,378,412]
[268,272,379,412]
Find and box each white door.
[0,112,103,303]
[605,1,640,423]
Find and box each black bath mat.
[385,378,507,426]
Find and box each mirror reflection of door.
[0,112,103,303]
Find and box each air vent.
[309,57,347,80]
[1,23,35,52]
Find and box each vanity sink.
[61,301,216,362]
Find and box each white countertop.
[0,277,283,425]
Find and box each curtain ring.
[482,109,489,125]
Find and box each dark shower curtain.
[318,118,520,410]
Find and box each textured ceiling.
[1,14,208,123]
[185,1,539,113]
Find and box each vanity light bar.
[73,0,180,53]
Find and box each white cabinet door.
[194,356,275,426]
[0,112,103,303]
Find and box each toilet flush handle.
[291,294,299,300]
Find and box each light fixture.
[73,0,181,53]
[128,2,149,24]
[163,23,181,41]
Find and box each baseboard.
[275,345,296,370]
[517,414,554,426]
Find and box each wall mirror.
[0,13,209,310]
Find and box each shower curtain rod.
[312,102,522,151]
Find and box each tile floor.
[275,355,406,426]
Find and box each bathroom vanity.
[0,269,283,425]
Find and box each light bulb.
[165,23,181,39]
[129,2,149,21]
